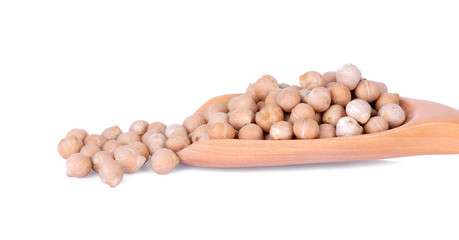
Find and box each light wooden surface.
[177,94,459,167]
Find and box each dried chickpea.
[229,108,254,130]
[290,103,315,123]
[319,124,336,138]
[209,122,236,139]
[293,118,320,139]
[147,121,167,135]
[84,134,107,148]
[114,145,147,174]
[299,71,325,90]
[183,114,206,134]
[58,135,83,159]
[79,144,100,159]
[257,101,266,110]
[276,89,301,112]
[322,105,346,126]
[66,153,92,178]
[246,83,260,102]
[346,99,372,124]
[238,124,264,140]
[101,126,122,141]
[117,131,140,145]
[328,82,351,107]
[286,85,302,94]
[66,128,88,141]
[166,134,191,152]
[190,124,210,143]
[336,63,362,90]
[305,87,331,112]
[142,130,162,143]
[128,141,150,159]
[354,80,380,103]
[269,121,293,140]
[204,104,228,122]
[254,75,279,101]
[165,124,188,138]
[145,132,167,155]
[375,93,400,111]
[208,112,229,125]
[227,94,257,113]
[375,82,388,95]
[279,83,290,89]
[322,71,336,84]
[336,117,363,137]
[129,120,149,136]
[378,103,406,128]
[265,88,281,105]
[364,116,389,134]
[298,89,310,102]
[99,159,124,188]
[92,151,113,172]
[151,148,180,174]
[102,140,123,154]
[255,104,284,132]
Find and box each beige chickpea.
[102,140,123,154]
[354,80,380,103]
[128,141,150,160]
[375,82,388,95]
[66,128,88,141]
[299,71,325,90]
[336,117,363,137]
[256,101,266,110]
[364,116,389,134]
[322,105,346,126]
[378,103,406,128]
[204,104,229,122]
[290,103,315,123]
[293,118,320,139]
[325,82,337,88]
[208,112,229,125]
[84,134,107,148]
[229,108,254,130]
[305,87,331,112]
[238,124,264,140]
[166,134,191,152]
[99,159,124,188]
[227,94,258,113]
[322,71,337,84]
[375,93,400,111]
[183,114,206,134]
[319,124,336,138]
[276,89,301,112]
[328,82,351,107]
[314,112,322,124]
[346,99,372,124]
[58,135,83,159]
[114,145,147,174]
[246,83,260,102]
[269,121,293,140]
[190,124,210,143]
[298,89,310,102]
[165,124,188,138]
[264,88,282,105]
[129,120,149,136]
[66,153,92,178]
[91,151,114,172]
[145,132,167,155]
[336,63,362,90]
[209,122,236,139]
[279,82,290,89]
[141,130,162,143]
[79,144,100,159]
[286,85,302,93]
[255,104,284,132]
[254,74,279,101]
[147,121,167,135]
[117,131,140,145]
[101,126,122,141]
[151,148,180,174]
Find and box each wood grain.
[177,94,459,167]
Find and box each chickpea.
[204,104,228,122]
[84,134,107,148]
[336,117,363,137]
[128,141,150,160]
[265,88,282,105]
[66,153,92,178]
[99,159,124,188]
[129,120,149,136]
[299,71,325,90]
[322,71,336,84]
[142,130,162,143]
[298,89,310,102]
[166,134,191,152]
[336,63,362,90]
[101,126,122,141]
[364,116,389,134]
[279,83,290,89]
[246,83,260,102]
[375,82,388,95]
[102,140,123,154]
[290,103,315,123]
[378,103,406,128]
[354,80,380,103]
[254,74,279,101]
[117,131,140,145]
[276,89,301,112]
[286,85,302,93]
[58,135,83,159]
[238,124,264,140]
[114,145,147,174]
[209,122,236,139]
[227,94,257,113]
[92,151,113,172]
[255,104,284,132]
[208,112,229,125]
[79,144,100,159]
[293,118,320,139]
[151,148,180,174]
[66,128,88,141]
[328,82,351,107]
[322,105,346,126]
[346,99,372,124]
[229,108,254,130]
[375,93,400,111]
[319,124,336,138]
[190,124,210,143]
[269,121,293,140]
[183,114,206,134]
[147,121,167,135]
[165,124,188,138]
[145,132,167,155]
[305,87,331,112]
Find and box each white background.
[1,1,458,239]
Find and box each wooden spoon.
[177,94,459,167]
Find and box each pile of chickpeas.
[58,64,406,187]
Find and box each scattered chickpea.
[264,88,282,105]
[238,124,264,140]
[346,99,372,124]
[209,122,236,139]
[254,74,279,101]
[208,112,229,125]
[228,94,258,113]
[99,159,124,188]
[255,104,284,132]
[299,71,325,90]
[290,103,315,123]
[117,131,140,145]
[354,80,380,103]
[114,145,147,174]
[84,134,107,148]
[128,141,150,160]
[166,134,191,152]
[293,118,320,139]
[378,103,406,128]
[336,117,363,137]
[151,148,180,174]
[336,63,362,90]
[92,151,114,172]
[364,116,389,134]
[375,93,400,111]
[183,114,206,134]
[270,121,293,140]
[204,104,228,122]
[79,144,100,159]
[58,135,83,159]
[190,124,210,143]
[145,132,167,155]
[165,124,188,138]
[66,153,92,178]
[322,105,346,126]
[102,140,123,154]
[129,120,149,136]
[328,82,351,107]
[147,121,167,135]
[322,71,337,84]
[66,128,88,141]
[101,126,122,141]
[246,83,260,102]
[276,89,301,112]
[319,124,336,138]
[229,108,254,130]
[305,87,331,112]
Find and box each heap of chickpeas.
[58,64,406,187]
